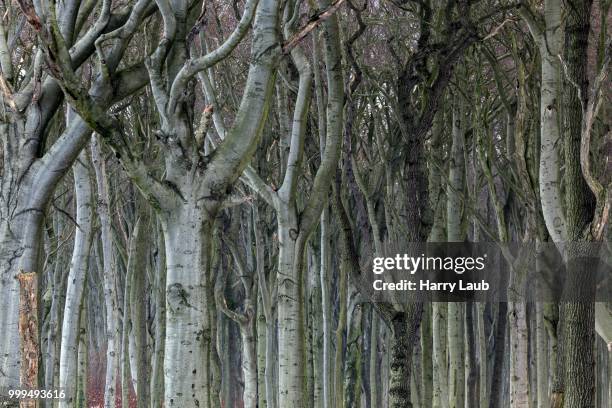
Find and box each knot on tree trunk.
[167,283,193,314]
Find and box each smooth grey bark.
[160,203,220,408]
[44,248,67,408]
[319,114,334,408]
[58,150,94,408]
[257,294,268,408]
[421,304,433,407]
[308,243,324,408]
[128,215,150,408]
[536,303,549,408]
[448,96,466,408]
[520,0,566,243]
[508,302,530,408]
[76,295,88,408]
[150,226,166,408]
[433,302,449,408]
[476,303,487,408]
[447,303,465,408]
[91,135,120,408]
[121,255,133,408]
[312,25,333,408]
[334,245,348,408]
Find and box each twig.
[282,0,347,54]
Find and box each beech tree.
[0,1,610,408]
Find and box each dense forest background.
[0,0,610,407]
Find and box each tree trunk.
[309,247,324,408]
[76,297,88,408]
[320,205,334,408]
[389,309,423,408]
[370,312,381,408]
[448,303,465,408]
[121,263,133,408]
[536,303,549,408]
[477,303,488,408]
[531,0,566,243]
[58,151,93,407]
[344,302,363,408]
[150,227,165,408]
[265,321,278,408]
[92,136,120,408]
[544,303,563,407]
[277,212,307,407]
[561,1,596,407]
[16,271,39,408]
[44,258,65,408]
[563,301,596,408]
[448,95,466,408]
[128,216,150,408]
[0,222,25,390]
[241,321,258,408]
[508,302,530,408]
[162,203,219,407]
[421,304,434,407]
[490,303,508,408]
[466,303,479,408]
[257,295,267,408]
[433,302,449,408]
[334,248,348,408]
